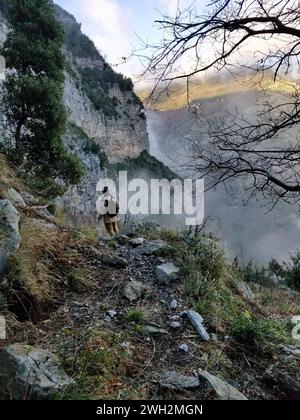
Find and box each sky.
[54,0,197,81]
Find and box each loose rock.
[136,240,173,256]
[159,371,200,390]
[107,310,118,319]
[186,310,210,342]
[144,326,170,336]
[199,371,247,400]
[117,235,130,245]
[156,263,180,285]
[123,280,147,302]
[102,254,128,269]
[129,238,145,247]
[169,321,182,330]
[178,344,189,353]
[170,299,178,310]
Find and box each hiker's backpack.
[104,198,120,218]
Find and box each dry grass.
[6,219,69,305]
[0,153,25,199]
[2,217,100,322]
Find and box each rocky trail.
[1,183,300,400]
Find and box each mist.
[146,92,300,264]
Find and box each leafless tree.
[145,0,300,207]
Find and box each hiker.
[97,187,120,237]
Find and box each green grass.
[231,310,290,351]
[126,309,144,323]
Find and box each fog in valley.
[146,91,300,264]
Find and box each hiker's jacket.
[98,192,120,223]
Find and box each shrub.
[279,251,300,291]
[239,260,274,286]
[231,310,288,350]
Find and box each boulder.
[236,281,255,302]
[123,280,147,302]
[0,199,20,233]
[6,188,26,209]
[159,371,200,390]
[0,344,75,400]
[199,371,247,400]
[0,200,21,277]
[156,263,180,285]
[186,310,210,342]
[129,238,145,247]
[102,254,128,269]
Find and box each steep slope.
[1,161,300,400]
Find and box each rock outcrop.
[0,344,74,400]
[199,371,247,400]
[0,199,20,277]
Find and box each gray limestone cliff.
[0,3,150,223]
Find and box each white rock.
[156,263,180,285]
[7,188,26,208]
[170,299,178,310]
[199,371,247,400]
[129,238,145,247]
[0,344,74,400]
[178,344,190,353]
[187,310,210,342]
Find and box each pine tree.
[1,0,82,193]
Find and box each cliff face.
[0,3,150,223]
[56,5,149,164]
[55,4,149,222]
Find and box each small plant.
[106,240,118,250]
[279,251,300,291]
[126,309,144,323]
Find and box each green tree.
[1,0,82,190]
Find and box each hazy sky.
[54,0,198,80]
